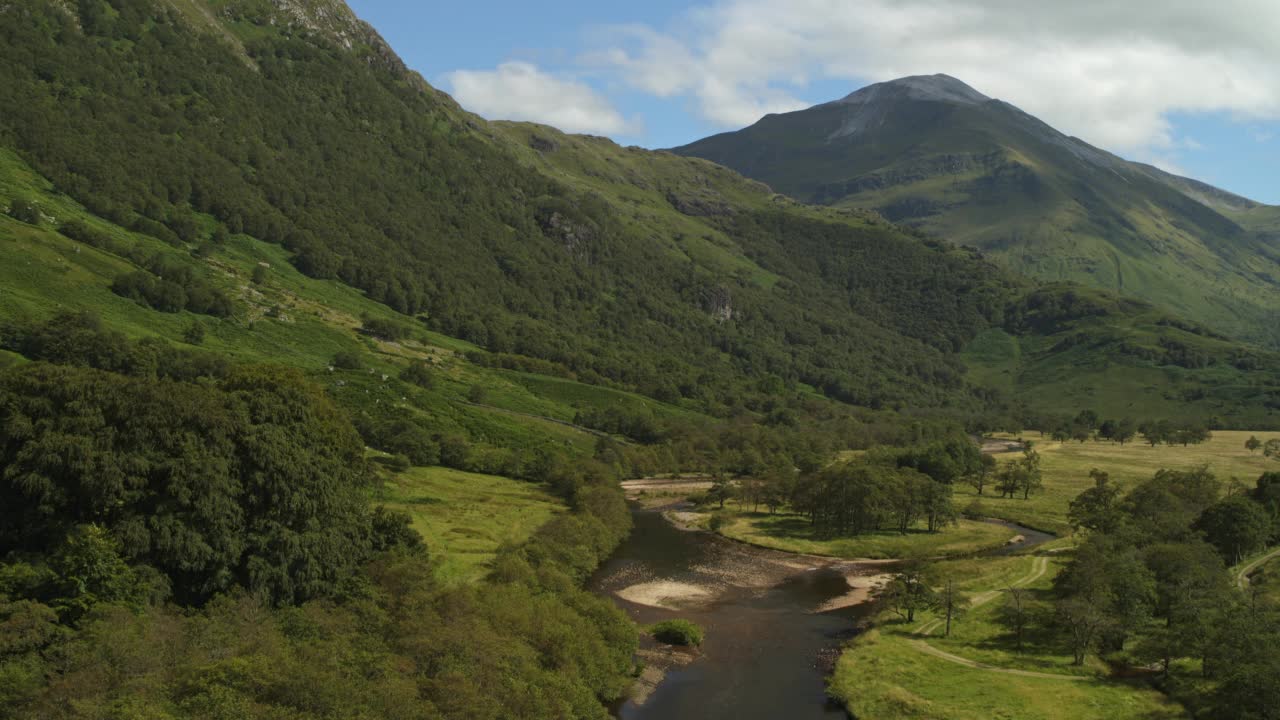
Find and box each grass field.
[373,466,564,584]
[831,551,1189,720]
[959,430,1278,533]
[716,512,1017,559]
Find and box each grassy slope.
[959,430,1278,533]
[961,309,1280,429]
[373,466,564,584]
[832,552,1188,720]
[0,146,699,580]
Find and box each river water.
[590,508,1054,720]
[590,509,878,720]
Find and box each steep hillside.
[673,75,1280,348]
[0,1,1277,429]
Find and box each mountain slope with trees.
[673,75,1280,349]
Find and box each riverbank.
[620,477,1032,561]
[830,551,1188,720]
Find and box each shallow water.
[591,509,1055,719]
[591,510,873,720]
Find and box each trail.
[908,555,1088,681]
[1236,546,1280,590]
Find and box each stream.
[590,507,1053,720]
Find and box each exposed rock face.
[701,285,733,322]
[826,74,989,139]
[529,134,559,153]
[538,211,596,263]
[262,0,409,75]
[666,190,733,217]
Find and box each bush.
[361,316,412,341]
[6,197,41,224]
[708,512,726,533]
[332,351,363,370]
[59,219,117,251]
[183,321,206,346]
[649,619,703,646]
[400,359,435,389]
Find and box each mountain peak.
[836,74,991,107]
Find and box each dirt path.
[908,555,1089,680]
[1237,546,1280,590]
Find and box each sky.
[347,1,1280,204]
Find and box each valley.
[0,2,1277,720]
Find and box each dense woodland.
[0,317,639,718]
[1053,466,1280,717]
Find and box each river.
[590,507,1053,719]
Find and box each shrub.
[332,351,363,370]
[708,512,726,533]
[400,359,435,389]
[649,619,703,646]
[361,316,412,341]
[183,321,206,346]
[6,197,41,225]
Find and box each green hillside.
[673,75,1280,349]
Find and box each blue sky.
[348,1,1280,204]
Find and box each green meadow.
[374,466,565,584]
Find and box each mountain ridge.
[673,75,1280,348]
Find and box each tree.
[251,263,269,285]
[920,479,957,533]
[762,462,796,515]
[1055,596,1111,665]
[1195,495,1271,564]
[1097,419,1118,442]
[1113,418,1137,446]
[1265,439,1280,461]
[1068,469,1122,534]
[1245,435,1262,453]
[878,563,938,623]
[998,586,1033,652]
[1017,448,1043,500]
[1142,421,1169,447]
[708,472,735,509]
[938,576,969,637]
[968,453,997,496]
[182,320,206,345]
[740,475,767,512]
[996,463,1024,499]
[467,383,488,404]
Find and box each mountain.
[672,74,1280,348]
[0,5,1277,429]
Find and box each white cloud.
[592,0,1280,156]
[443,61,633,135]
